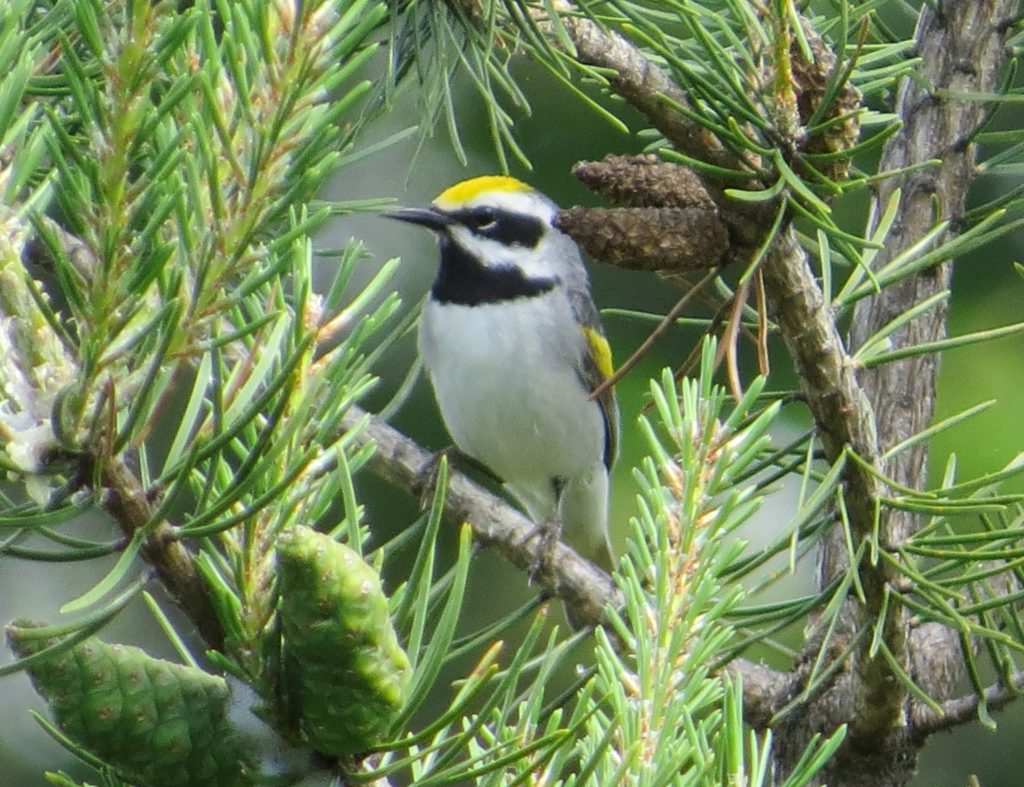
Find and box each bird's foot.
[413,447,502,509]
[413,447,457,509]
[522,518,562,585]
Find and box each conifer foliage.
[2,2,1024,786]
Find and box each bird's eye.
[471,208,498,231]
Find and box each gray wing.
[568,284,620,469]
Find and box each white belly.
[419,294,605,488]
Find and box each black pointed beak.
[383,206,455,232]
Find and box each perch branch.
[337,404,789,702]
[340,405,619,624]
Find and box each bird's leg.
[413,446,501,508]
[525,517,563,584]
[522,478,565,583]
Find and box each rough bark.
[776,3,1020,785]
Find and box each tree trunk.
[776,3,1020,784]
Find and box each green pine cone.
[7,622,253,787]
[276,526,411,755]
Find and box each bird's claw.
[413,447,457,509]
[414,447,505,509]
[521,519,562,585]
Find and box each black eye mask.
[451,207,546,249]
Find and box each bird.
[386,175,619,575]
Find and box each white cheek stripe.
[448,226,566,283]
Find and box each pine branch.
[548,1,894,743]
[558,11,745,174]
[911,667,1024,737]
[30,222,227,651]
[758,229,893,744]
[339,405,618,623]
[542,0,1024,771]
[760,231,881,523]
[97,455,224,651]
[766,1,1021,781]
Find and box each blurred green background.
[3,44,1024,787]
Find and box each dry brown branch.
[339,405,620,624]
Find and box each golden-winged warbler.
[387,176,618,573]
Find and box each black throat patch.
[431,237,559,306]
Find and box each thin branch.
[759,229,901,750]
[588,267,719,401]
[912,668,1024,737]
[95,455,224,650]
[339,405,619,624]
[759,230,882,550]
[560,14,744,173]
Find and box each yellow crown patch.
[434,176,531,209]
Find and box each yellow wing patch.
[434,176,531,209]
[583,327,614,380]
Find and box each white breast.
[418,292,605,488]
